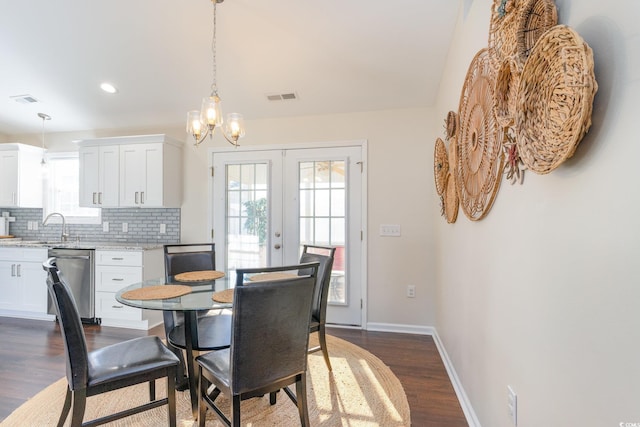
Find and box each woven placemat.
[248,272,298,282]
[174,270,225,282]
[212,288,234,303]
[121,285,192,300]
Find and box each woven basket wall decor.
[444,171,459,223]
[488,0,523,70]
[445,111,458,140]
[434,137,449,196]
[516,25,598,174]
[495,56,523,127]
[516,0,558,64]
[455,48,505,221]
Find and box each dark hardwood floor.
[0,317,468,426]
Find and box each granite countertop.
[0,238,163,251]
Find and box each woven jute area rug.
[1,335,410,426]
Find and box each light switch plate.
[159,224,166,234]
[379,224,401,237]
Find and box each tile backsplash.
[2,208,180,243]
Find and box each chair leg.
[232,395,241,427]
[198,367,208,427]
[318,325,332,371]
[296,375,310,427]
[167,369,177,427]
[57,387,72,427]
[269,391,277,405]
[69,388,87,427]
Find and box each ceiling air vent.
[266,92,298,102]
[10,94,40,104]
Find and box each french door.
[211,144,365,326]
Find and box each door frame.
[207,140,368,328]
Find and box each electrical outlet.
[33,221,38,231]
[507,385,517,426]
[407,285,416,298]
[122,223,128,233]
[27,221,32,231]
[159,224,166,234]
[379,224,401,236]
[103,222,109,232]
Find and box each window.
[44,153,101,224]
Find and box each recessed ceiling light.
[100,82,118,94]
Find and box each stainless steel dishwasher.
[47,248,98,324]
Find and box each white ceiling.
[0,0,460,135]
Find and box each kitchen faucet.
[43,212,69,242]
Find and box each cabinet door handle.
[93,192,97,204]
[98,192,103,204]
[16,264,21,277]
[111,257,124,261]
[11,264,15,277]
[12,192,16,205]
[135,191,139,204]
[141,191,144,204]
[112,305,123,309]
[111,278,124,281]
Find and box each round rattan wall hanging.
[444,172,459,223]
[455,48,505,221]
[516,25,598,174]
[445,111,458,140]
[434,137,449,196]
[488,0,522,70]
[515,0,558,64]
[495,57,522,127]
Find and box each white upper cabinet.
[77,134,183,208]
[0,143,43,208]
[79,145,119,207]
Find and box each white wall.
[435,1,640,426]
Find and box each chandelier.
[38,112,51,165]
[186,0,245,147]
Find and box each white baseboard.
[431,329,482,427]
[365,322,481,427]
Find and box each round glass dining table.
[115,275,233,418]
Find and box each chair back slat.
[43,258,89,391]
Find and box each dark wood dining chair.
[162,243,231,390]
[196,262,320,427]
[300,244,336,371]
[43,257,180,427]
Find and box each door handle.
[274,244,281,250]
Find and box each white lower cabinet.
[94,248,163,330]
[0,247,51,320]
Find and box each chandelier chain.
[210,1,218,96]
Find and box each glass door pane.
[225,163,269,273]
[298,160,347,304]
